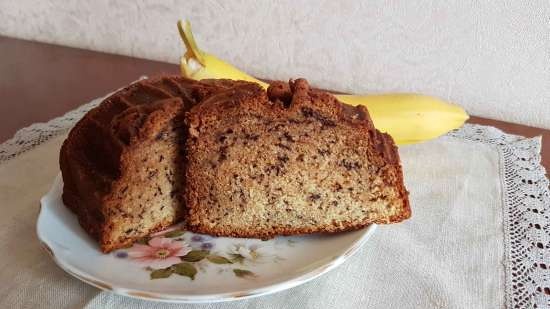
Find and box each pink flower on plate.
[128,237,191,269]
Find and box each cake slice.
[60,76,249,252]
[184,79,410,238]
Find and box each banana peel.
[177,20,468,145]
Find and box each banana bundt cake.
[60,76,410,253]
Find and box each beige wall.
[1,0,548,128]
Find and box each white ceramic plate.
[37,174,376,303]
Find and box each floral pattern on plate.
[113,224,292,280]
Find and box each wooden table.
[1,35,548,170]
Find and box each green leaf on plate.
[229,254,245,264]
[207,255,233,264]
[233,268,255,278]
[150,267,173,279]
[173,262,197,280]
[164,230,185,238]
[182,250,209,262]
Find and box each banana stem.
[178,20,269,88]
[177,20,205,66]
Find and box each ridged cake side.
[60,76,245,252]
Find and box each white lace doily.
[447,126,550,309]
[0,98,548,308]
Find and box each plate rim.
[36,174,377,303]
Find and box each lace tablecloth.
[0,94,548,308]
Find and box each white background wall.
[1,0,548,128]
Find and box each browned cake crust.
[60,76,250,252]
[184,79,410,239]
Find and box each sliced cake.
[60,76,249,252]
[184,78,410,238]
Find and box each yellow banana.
[177,20,469,145]
[336,94,468,144]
